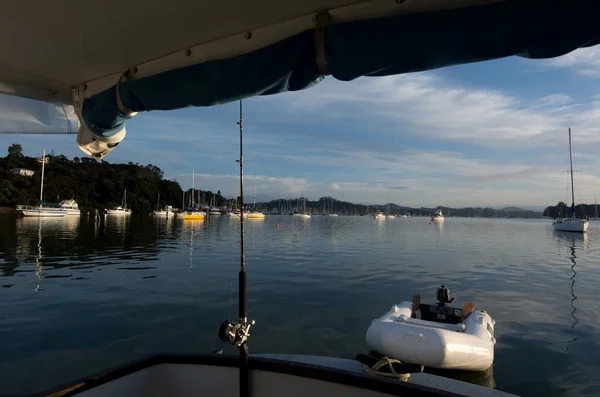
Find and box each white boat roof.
[0,0,501,102]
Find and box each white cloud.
[264,72,600,150]
[545,46,600,77]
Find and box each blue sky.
[2,46,600,209]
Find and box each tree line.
[544,202,599,218]
[0,144,226,213]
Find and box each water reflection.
[183,220,204,269]
[553,231,587,339]
[3,217,600,396]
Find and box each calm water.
[1,215,600,396]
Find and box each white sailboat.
[105,190,132,215]
[152,194,174,217]
[247,185,265,219]
[293,194,310,218]
[385,201,395,219]
[374,204,385,219]
[183,170,206,220]
[553,129,589,233]
[19,150,67,217]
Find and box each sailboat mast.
[192,169,195,207]
[568,128,576,218]
[39,149,46,207]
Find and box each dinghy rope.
[363,356,411,382]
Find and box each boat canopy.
[1,0,599,156]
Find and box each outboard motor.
[436,285,454,306]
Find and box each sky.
[2,46,600,210]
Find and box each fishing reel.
[219,319,256,348]
[436,285,454,306]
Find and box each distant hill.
[500,206,527,212]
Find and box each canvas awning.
[0,0,598,156]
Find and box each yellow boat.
[247,212,265,219]
[183,211,205,220]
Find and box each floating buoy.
[275,224,279,228]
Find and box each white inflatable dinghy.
[366,286,495,371]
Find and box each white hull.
[374,215,385,220]
[552,218,589,232]
[42,354,514,397]
[228,212,248,218]
[293,213,311,218]
[20,208,66,217]
[153,211,173,217]
[328,213,339,217]
[431,217,444,222]
[247,212,266,219]
[63,209,81,215]
[105,209,132,215]
[366,302,495,371]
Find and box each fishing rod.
[219,99,254,397]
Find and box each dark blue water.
[1,215,599,396]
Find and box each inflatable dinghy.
[366,286,495,371]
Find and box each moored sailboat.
[19,150,67,217]
[105,190,132,215]
[552,129,589,233]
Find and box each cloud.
[261,71,600,150]
[545,46,600,77]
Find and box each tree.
[7,144,23,158]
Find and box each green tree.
[7,144,23,158]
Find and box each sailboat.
[328,197,339,216]
[386,201,395,219]
[19,150,67,217]
[553,129,589,233]
[183,170,206,220]
[247,185,265,219]
[152,193,173,217]
[209,193,222,215]
[293,194,311,218]
[105,190,132,215]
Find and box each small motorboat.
[430,210,444,222]
[366,286,495,372]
